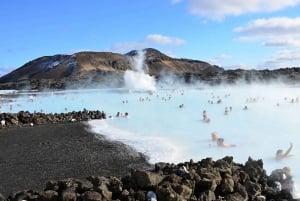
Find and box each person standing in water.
[276,143,293,160]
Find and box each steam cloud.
[124,50,156,92]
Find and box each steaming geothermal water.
[1,83,300,197]
[124,50,156,92]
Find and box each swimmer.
[216,138,236,148]
[203,113,210,123]
[211,132,218,141]
[203,114,206,120]
[276,143,293,160]
[202,110,207,121]
[243,105,248,110]
[204,118,211,123]
[224,107,229,115]
[116,112,121,117]
[124,112,129,118]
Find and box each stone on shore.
[0,109,106,128]
[4,156,299,201]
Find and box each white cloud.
[108,34,186,53]
[234,17,300,47]
[258,49,300,69]
[187,0,300,20]
[263,40,300,47]
[208,54,232,66]
[146,34,186,46]
[269,49,300,61]
[234,17,300,35]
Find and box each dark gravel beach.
[0,122,151,196]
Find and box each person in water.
[116,112,122,117]
[202,110,207,120]
[211,132,218,141]
[276,143,293,160]
[224,107,229,115]
[216,138,236,148]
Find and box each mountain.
[0,48,299,90]
[0,52,130,89]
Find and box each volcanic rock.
[2,157,300,201]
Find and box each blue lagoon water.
[1,84,300,196]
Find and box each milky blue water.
[1,83,300,197]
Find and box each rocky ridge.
[1,48,300,90]
[1,157,298,201]
[0,109,106,128]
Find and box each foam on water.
[1,84,300,197]
[89,119,182,163]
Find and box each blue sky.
[1,0,300,76]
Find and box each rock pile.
[1,157,298,201]
[0,109,106,128]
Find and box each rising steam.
[124,50,156,92]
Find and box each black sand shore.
[0,122,151,196]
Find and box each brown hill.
[0,48,299,90]
[0,48,223,89]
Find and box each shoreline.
[0,121,298,200]
[0,122,152,196]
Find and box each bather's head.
[217,138,225,146]
[276,149,284,159]
[211,132,218,141]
